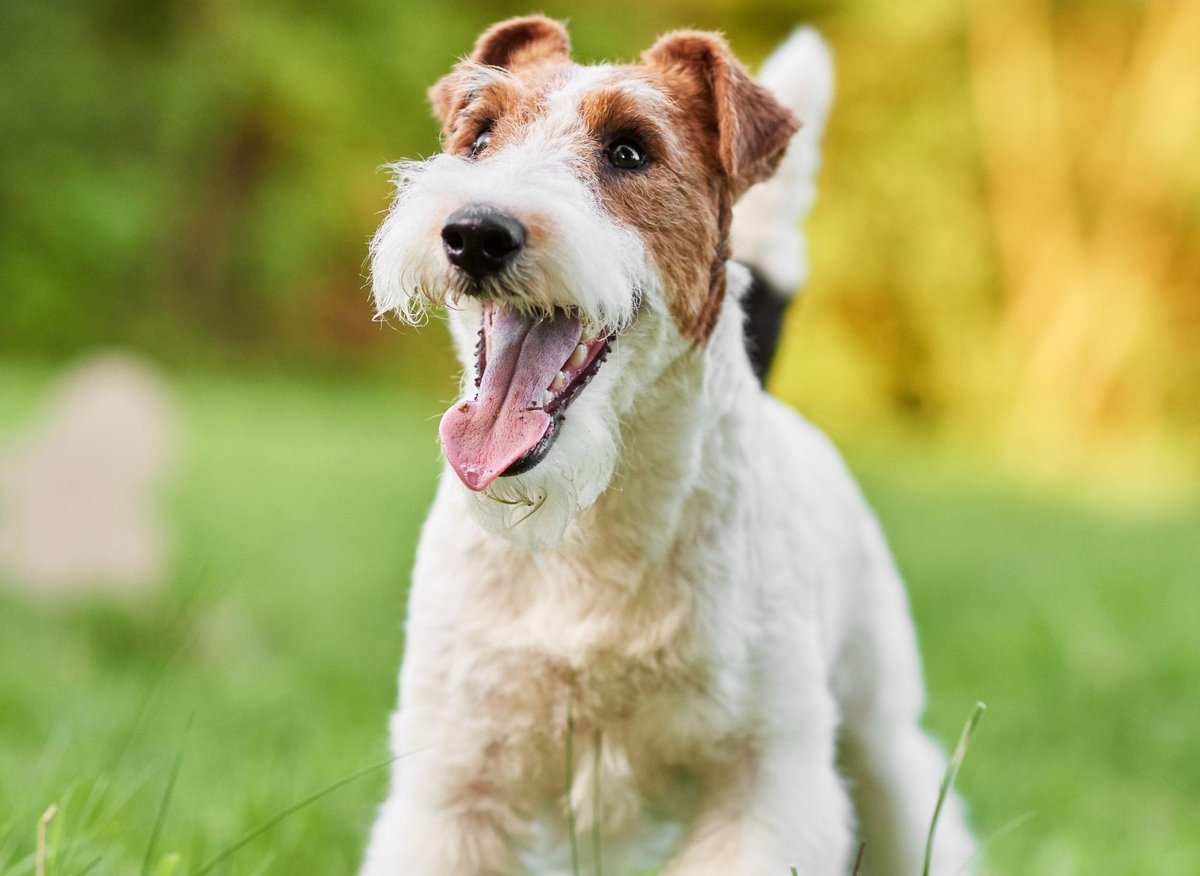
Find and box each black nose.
[441,206,526,280]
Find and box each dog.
[363,16,976,875]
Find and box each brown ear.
[470,15,570,68]
[429,16,571,125]
[644,31,798,194]
[428,77,456,124]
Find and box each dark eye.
[605,137,647,170]
[469,126,493,158]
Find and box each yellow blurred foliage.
[770,0,1200,494]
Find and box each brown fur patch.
[642,32,800,340]
[576,69,725,340]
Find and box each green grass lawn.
[0,362,1197,875]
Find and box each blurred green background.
[1,0,1197,873]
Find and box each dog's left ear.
[645,31,799,195]
[430,16,571,125]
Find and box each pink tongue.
[439,307,583,491]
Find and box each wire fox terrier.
[363,16,976,876]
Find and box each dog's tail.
[732,28,835,383]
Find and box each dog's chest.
[450,555,744,785]
[460,579,697,720]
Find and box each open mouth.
[438,302,611,492]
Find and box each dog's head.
[372,16,797,547]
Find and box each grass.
[922,703,984,876]
[1,360,1198,874]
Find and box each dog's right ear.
[469,15,571,68]
[430,16,571,125]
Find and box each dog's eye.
[470,127,493,158]
[605,137,647,170]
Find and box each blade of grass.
[107,566,220,767]
[55,777,103,876]
[564,686,581,876]
[141,716,193,876]
[48,806,63,876]
[153,852,181,876]
[592,730,603,876]
[48,777,98,875]
[852,841,866,875]
[58,767,159,876]
[0,816,22,874]
[189,754,405,876]
[58,573,219,876]
[245,850,277,876]
[923,702,986,876]
[36,805,57,876]
[73,775,111,839]
[953,811,1035,876]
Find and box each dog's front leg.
[661,732,854,876]
[360,730,528,876]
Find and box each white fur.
[732,28,835,295]
[363,31,975,876]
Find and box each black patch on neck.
[740,264,789,384]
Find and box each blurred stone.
[0,353,177,595]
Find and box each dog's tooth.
[539,389,553,408]
[550,371,566,391]
[569,344,588,368]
